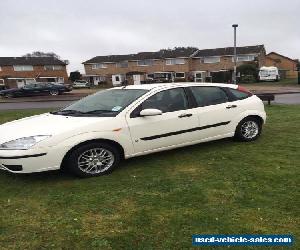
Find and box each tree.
[22,51,61,59]
[237,63,259,83]
[69,71,82,82]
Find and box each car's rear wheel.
[235,117,262,141]
[65,142,121,177]
[49,89,59,96]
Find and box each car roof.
[114,82,238,91]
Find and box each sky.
[0,0,299,73]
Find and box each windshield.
[52,88,148,117]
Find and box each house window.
[137,59,153,66]
[92,63,107,69]
[175,72,185,78]
[166,58,185,65]
[116,61,128,68]
[44,65,63,70]
[13,65,33,71]
[234,55,255,62]
[202,57,221,64]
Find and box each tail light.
[237,85,253,96]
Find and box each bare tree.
[22,51,61,59]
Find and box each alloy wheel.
[77,147,115,174]
[241,120,259,139]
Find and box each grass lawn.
[0,106,299,249]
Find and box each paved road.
[0,93,299,111]
[0,100,74,110]
[274,93,300,104]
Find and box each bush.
[237,63,258,83]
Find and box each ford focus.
[0,83,266,177]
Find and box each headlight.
[0,135,51,150]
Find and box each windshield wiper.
[50,109,85,115]
[84,109,117,114]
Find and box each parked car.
[0,82,72,98]
[0,83,266,177]
[73,80,93,88]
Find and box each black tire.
[49,89,59,96]
[65,142,121,178]
[234,117,262,142]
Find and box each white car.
[0,83,266,177]
[72,80,92,88]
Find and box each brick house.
[190,45,266,82]
[83,45,266,86]
[82,47,197,86]
[0,57,69,88]
[265,52,298,79]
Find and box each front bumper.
[0,147,65,173]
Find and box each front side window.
[13,65,33,71]
[190,87,229,107]
[53,89,148,117]
[139,88,188,113]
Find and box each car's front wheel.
[65,142,121,177]
[234,117,262,141]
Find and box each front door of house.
[133,75,141,85]
[194,71,206,82]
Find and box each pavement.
[274,93,300,104]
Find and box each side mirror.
[140,108,162,117]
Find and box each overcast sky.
[0,0,299,73]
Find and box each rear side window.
[228,88,251,100]
[190,86,229,107]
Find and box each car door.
[32,83,46,95]
[188,86,241,139]
[22,84,35,96]
[126,87,199,154]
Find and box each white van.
[259,66,280,82]
[112,74,125,86]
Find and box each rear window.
[228,88,251,100]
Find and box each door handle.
[226,105,237,109]
[178,113,193,118]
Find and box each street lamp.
[232,24,238,84]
